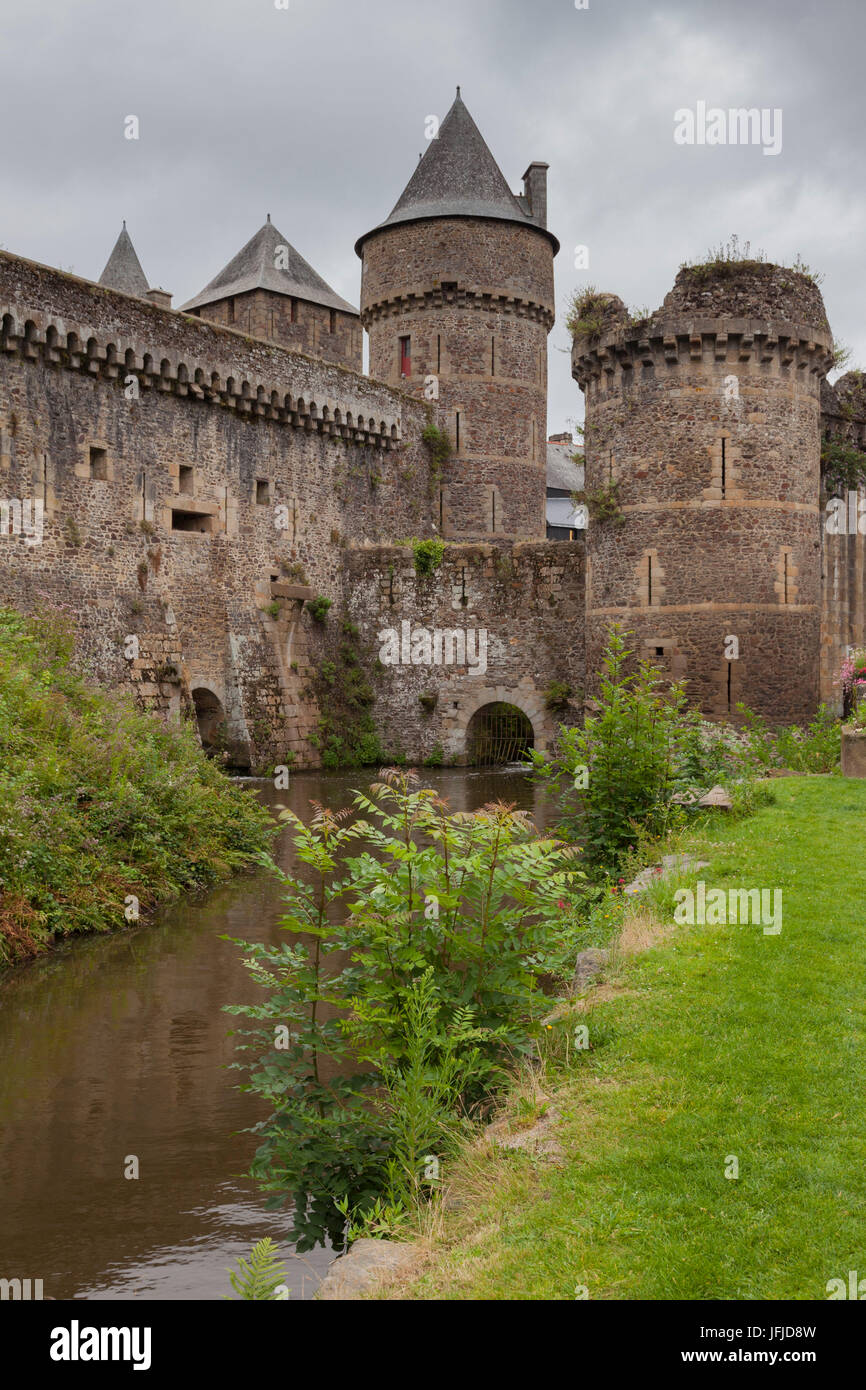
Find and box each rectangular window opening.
[227,298,236,325]
[290,298,298,324]
[455,410,460,451]
[171,509,214,534]
[399,335,411,378]
[329,309,337,334]
[255,479,270,506]
[721,437,727,497]
[437,334,441,372]
[89,447,108,481]
[647,554,653,605]
[178,465,194,495]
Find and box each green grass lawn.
[390,778,866,1300]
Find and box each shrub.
[225,773,584,1248]
[0,607,275,964]
[306,595,332,623]
[421,420,453,470]
[411,537,445,577]
[530,628,695,868]
[565,286,609,338]
[544,681,573,712]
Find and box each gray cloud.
[1,0,862,434]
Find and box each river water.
[0,767,546,1301]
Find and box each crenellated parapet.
[573,318,835,399]
[0,251,405,449]
[361,283,554,332]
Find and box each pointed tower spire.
[356,89,558,254]
[181,217,356,316]
[180,218,361,370]
[99,224,149,297]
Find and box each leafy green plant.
[544,682,573,712]
[565,286,610,338]
[411,537,445,577]
[421,419,453,471]
[821,438,866,496]
[530,628,696,868]
[226,1238,289,1300]
[306,595,332,623]
[225,772,584,1247]
[422,743,444,766]
[0,608,274,965]
[572,482,624,526]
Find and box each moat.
[0,767,548,1302]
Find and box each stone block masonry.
[344,540,585,763]
[0,250,438,770]
[573,262,834,725]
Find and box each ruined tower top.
[355,90,559,255]
[99,222,149,298]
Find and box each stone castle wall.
[192,288,362,372]
[0,250,437,769]
[343,539,585,762]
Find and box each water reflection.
[0,766,542,1300]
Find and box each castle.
[1,91,863,770]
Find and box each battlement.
[572,320,834,395]
[572,262,833,395]
[361,283,554,330]
[0,251,406,449]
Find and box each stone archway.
[191,686,227,754]
[442,684,550,765]
[465,701,535,765]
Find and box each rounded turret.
[357,92,557,540]
[572,260,835,723]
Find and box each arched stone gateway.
[442,685,551,765]
[466,702,535,765]
[191,687,227,754]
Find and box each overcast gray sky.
[2,0,863,435]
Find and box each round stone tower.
[571,262,835,723]
[356,90,558,540]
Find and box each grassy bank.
[380,777,866,1300]
[0,608,275,965]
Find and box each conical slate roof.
[99,222,149,297]
[181,217,358,316]
[355,89,558,254]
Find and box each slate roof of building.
[546,495,587,530]
[98,223,149,298]
[546,441,584,493]
[355,90,559,254]
[181,217,358,316]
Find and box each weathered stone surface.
[573,947,609,989]
[699,785,734,809]
[841,728,866,777]
[573,261,835,727]
[316,1239,419,1300]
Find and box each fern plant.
[226,1238,289,1300]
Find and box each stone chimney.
[146,287,172,310]
[522,162,549,229]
